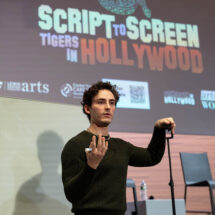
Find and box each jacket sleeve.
[61,141,96,203]
[128,126,166,167]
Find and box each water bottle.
[140,180,147,201]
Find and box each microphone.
[85,148,92,152]
[165,124,174,139]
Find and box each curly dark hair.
[81,81,120,121]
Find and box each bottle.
[140,180,147,201]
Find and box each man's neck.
[87,124,109,136]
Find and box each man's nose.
[105,102,110,109]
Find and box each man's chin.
[99,120,111,127]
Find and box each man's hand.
[155,117,176,135]
[86,134,108,169]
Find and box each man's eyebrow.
[95,98,115,101]
[95,98,106,101]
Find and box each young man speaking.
[61,81,176,215]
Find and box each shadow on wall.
[13,131,71,215]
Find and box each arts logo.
[98,0,151,18]
[200,90,215,110]
[60,82,91,98]
[5,81,49,94]
[164,91,195,106]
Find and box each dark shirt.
[61,127,165,213]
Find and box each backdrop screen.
[0,0,214,134]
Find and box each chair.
[180,152,215,215]
[126,178,139,215]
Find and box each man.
[61,81,176,215]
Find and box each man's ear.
[84,105,91,114]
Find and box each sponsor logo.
[3,81,49,94]
[98,0,151,18]
[0,81,3,89]
[60,82,91,99]
[200,90,215,110]
[164,91,195,106]
[102,78,150,109]
[60,83,73,97]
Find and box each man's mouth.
[103,113,111,117]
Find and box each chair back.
[180,152,212,184]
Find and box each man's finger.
[97,134,102,151]
[102,136,106,148]
[89,135,96,152]
[101,137,106,153]
[105,140,108,151]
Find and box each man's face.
[85,89,116,127]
